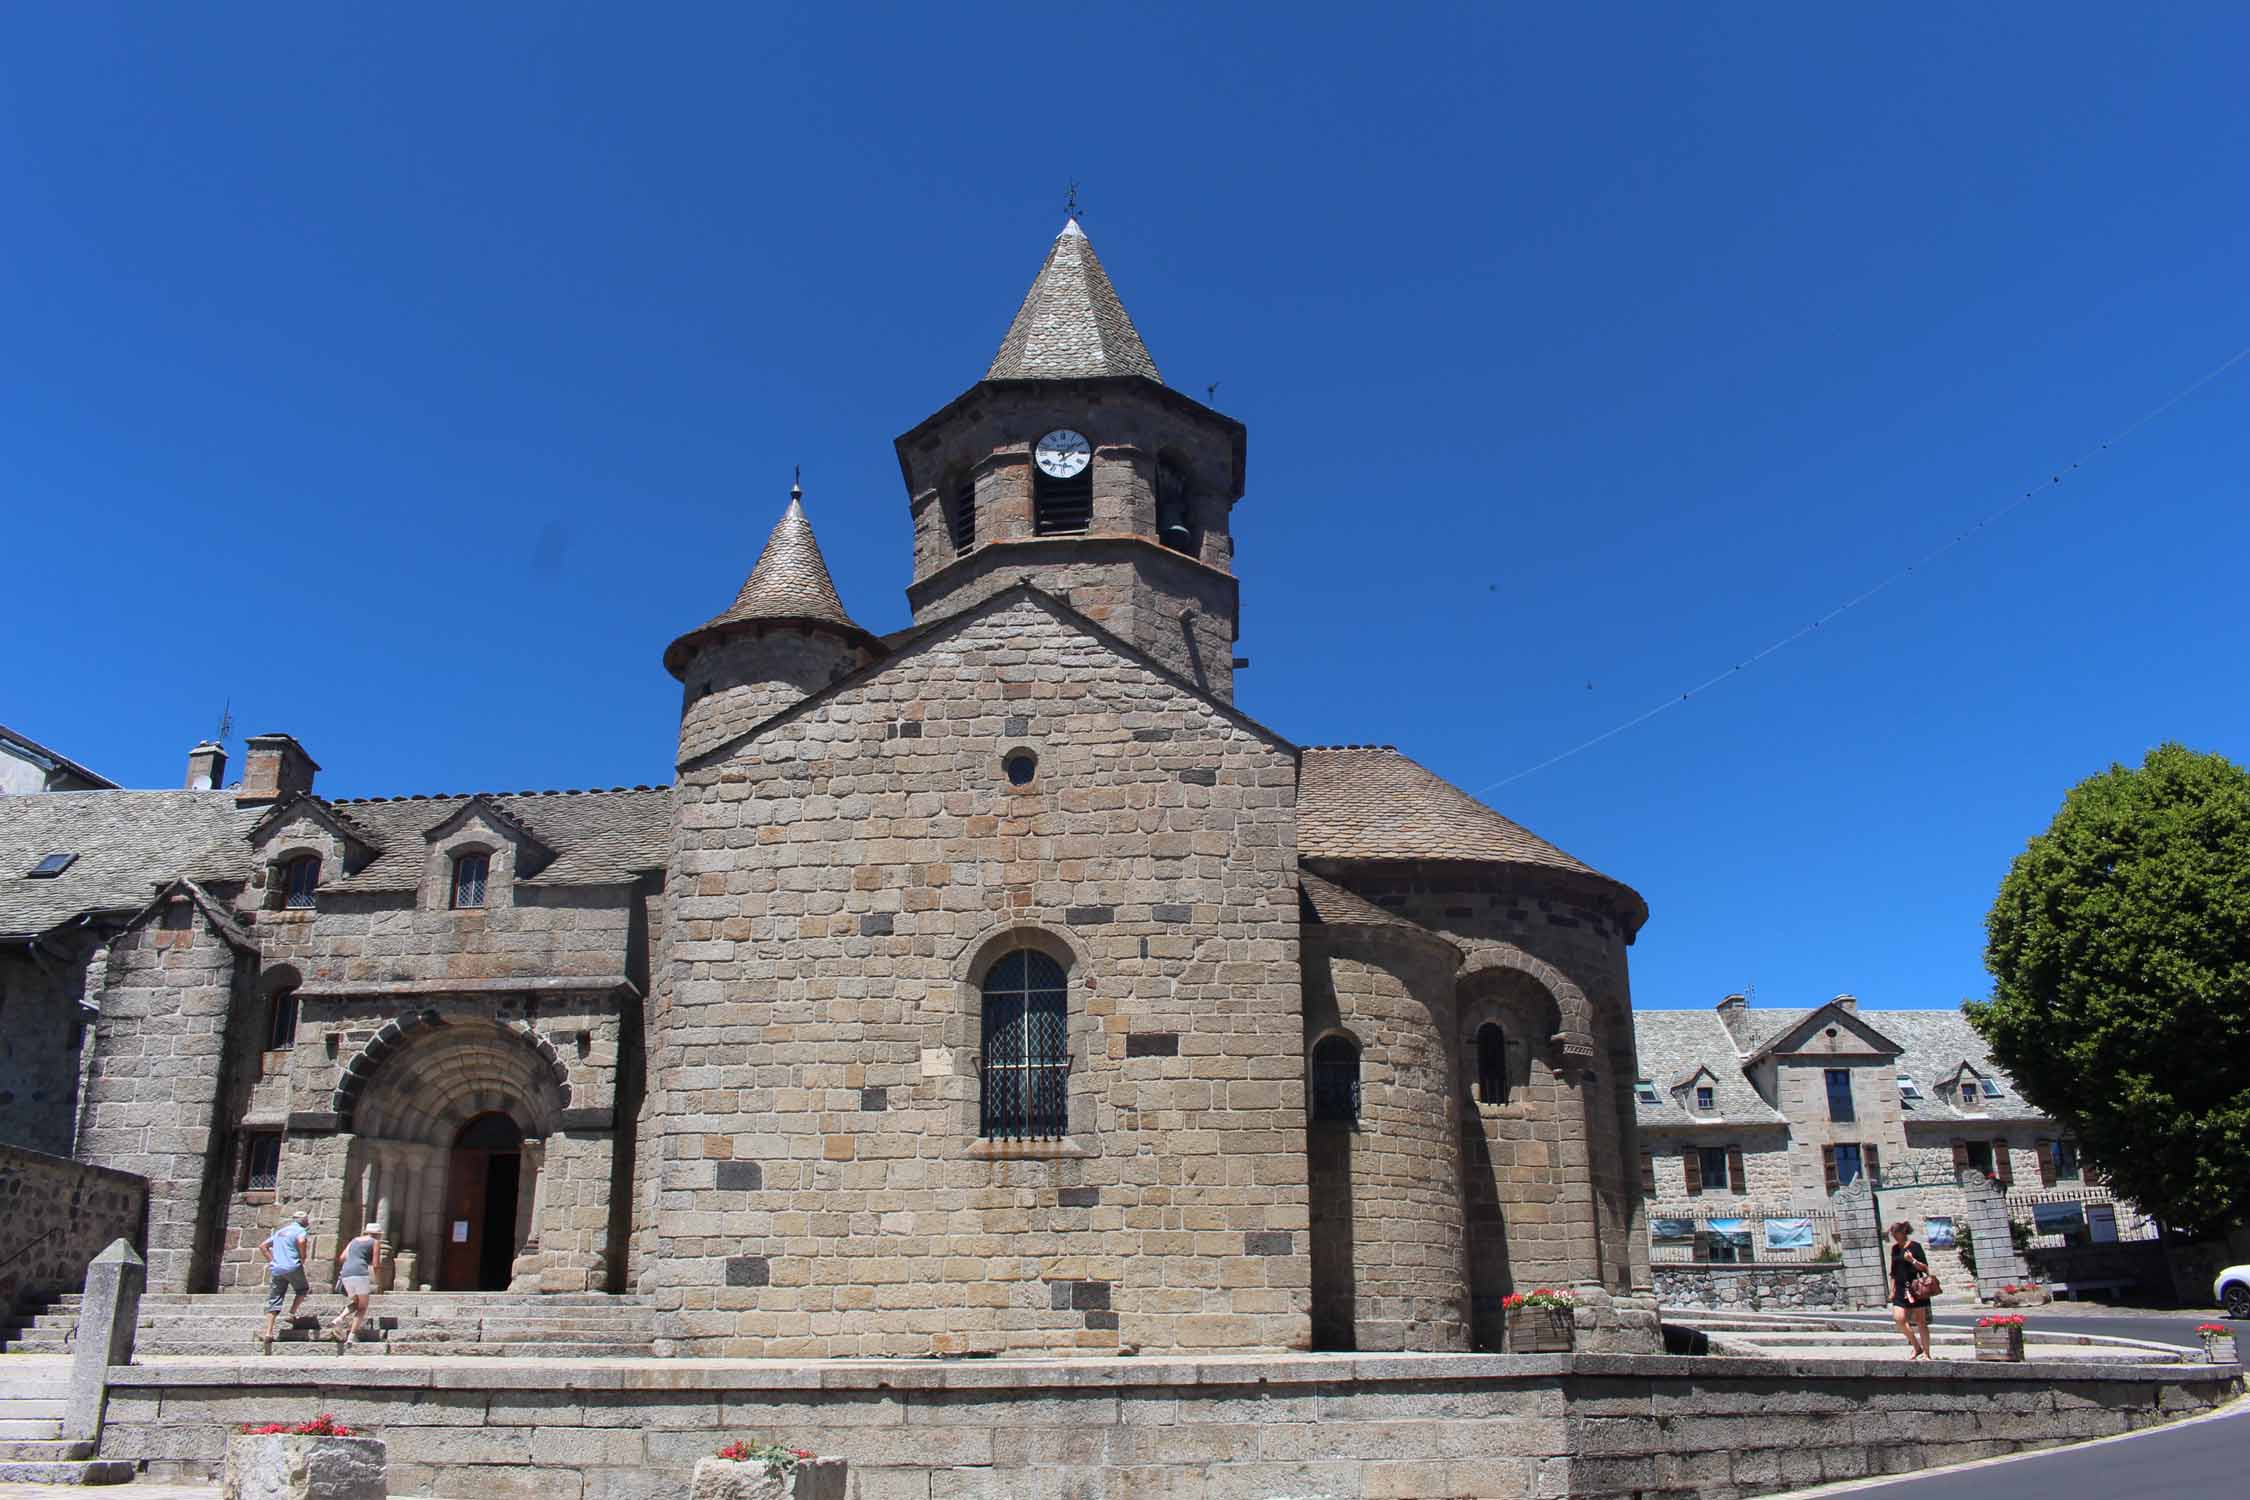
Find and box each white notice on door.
[451,1221,470,1243]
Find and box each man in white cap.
[256,1211,313,1354]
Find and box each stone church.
[0,219,1651,1357]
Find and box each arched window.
[978,948,1070,1140]
[1032,464,1092,535]
[1310,1035,1361,1125]
[266,987,300,1050]
[281,855,321,909]
[450,851,490,910]
[1475,1022,1507,1105]
[943,469,977,554]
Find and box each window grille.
[266,988,299,1050]
[281,855,321,909]
[1033,468,1092,535]
[451,851,489,910]
[944,474,977,553]
[1474,1023,1507,1105]
[244,1134,282,1193]
[979,949,1070,1140]
[1310,1035,1360,1125]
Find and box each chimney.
[184,741,228,791]
[237,734,318,806]
[1833,993,1857,1014]
[1715,993,1752,1044]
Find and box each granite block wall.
[0,1142,146,1316]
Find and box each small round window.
[1003,750,1038,786]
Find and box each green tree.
[1969,743,2250,1237]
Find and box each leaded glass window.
[281,855,321,909]
[979,949,1069,1140]
[451,851,489,909]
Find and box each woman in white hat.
[328,1222,384,1351]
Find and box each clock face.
[1034,429,1092,479]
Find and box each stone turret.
[664,482,880,765]
[894,219,1247,701]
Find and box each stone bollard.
[688,1455,847,1500]
[223,1431,388,1500]
[62,1238,144,1447]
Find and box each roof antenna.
[1206,381,1220,404]
[215,699,234,744]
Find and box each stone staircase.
[0,1366,133,1484]
[1666,1309,2189,1363]
[5,1291,663,1359]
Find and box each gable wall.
[647,598,1305,1355]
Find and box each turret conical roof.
[986,219,1162,384]
[663,487,875,677]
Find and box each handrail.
[0,1226,63,1277]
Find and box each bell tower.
[894,219,1248,701]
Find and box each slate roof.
[1295,746,1645,927]
[0,724,118,790]
[986,219,1163,384]
[1298,869,1441,936]
[1632,1003,2051,1131]
[323,788,673,892]
[1629,1009,1788,1128]
[665,493,875,676]
[0,791,254,939]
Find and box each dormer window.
[281,855,321,909]
[1958,1081,1980,1108]
[1694,1085,1715,1113]
[1032,429,1093,535]
[450,851,489,910]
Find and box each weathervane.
[1066,182,1081,220]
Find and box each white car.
[2216,1265,2250,1320]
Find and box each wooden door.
[440,1148,488,1291]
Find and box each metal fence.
[1647,1209,1845,1265]
[2005,1187,2159,1247]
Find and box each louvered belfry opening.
[944,473,977,553]
[1032,466,1092,536]
[979,948,1070,1140]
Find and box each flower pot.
[1994,1287,2051,1309]
[1506,1306,1575,1353]
[1973,1325,2026,1362]
[2200,1332,2240,1366]
[689,1456,848,1500]
[222,1433,387,1500]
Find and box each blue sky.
[5,5,2245,1013]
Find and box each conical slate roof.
[986,219,1162,383]
[664,491,874,676]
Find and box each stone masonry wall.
[675,626,875,767]
[1302,928,1468,1352]
[0,945,90,1157]
[647,594,1305,1355]
[0,1142,146,1316]
[102,1354,2242,1500]
[77,892,249,1293]
[1653,1263,1851,1312]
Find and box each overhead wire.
[1474,343,2250,796]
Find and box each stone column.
[1959,1170,2029,1301]
[1832,1178,1887,1307]
[63,1239,144,1446]
[509,1138,548,1290]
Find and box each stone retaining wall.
[1654,1263,1851,1312]
[0,1142,147,1317]
[100,1351,2241,1499]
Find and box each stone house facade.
[0,219,1654,1356]
[1634,995,2129,1290]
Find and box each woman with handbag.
[1888,1219,1937,1359]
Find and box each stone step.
[0,1440,95,1462]
[0,1420,64,1441]
[0,1400,67,1420]
[0,1457,136,1484]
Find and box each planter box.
[2200,1333,2240,1366]
[1992,1288,2051,1308]
[689,1456,848,1500]
[1506,1306,1575,1354]
[223,1433,387,1500]
[1974,1325,2026,1362]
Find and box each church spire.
[986,218,1163,384]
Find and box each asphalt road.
[1790,1400,2249,1499]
